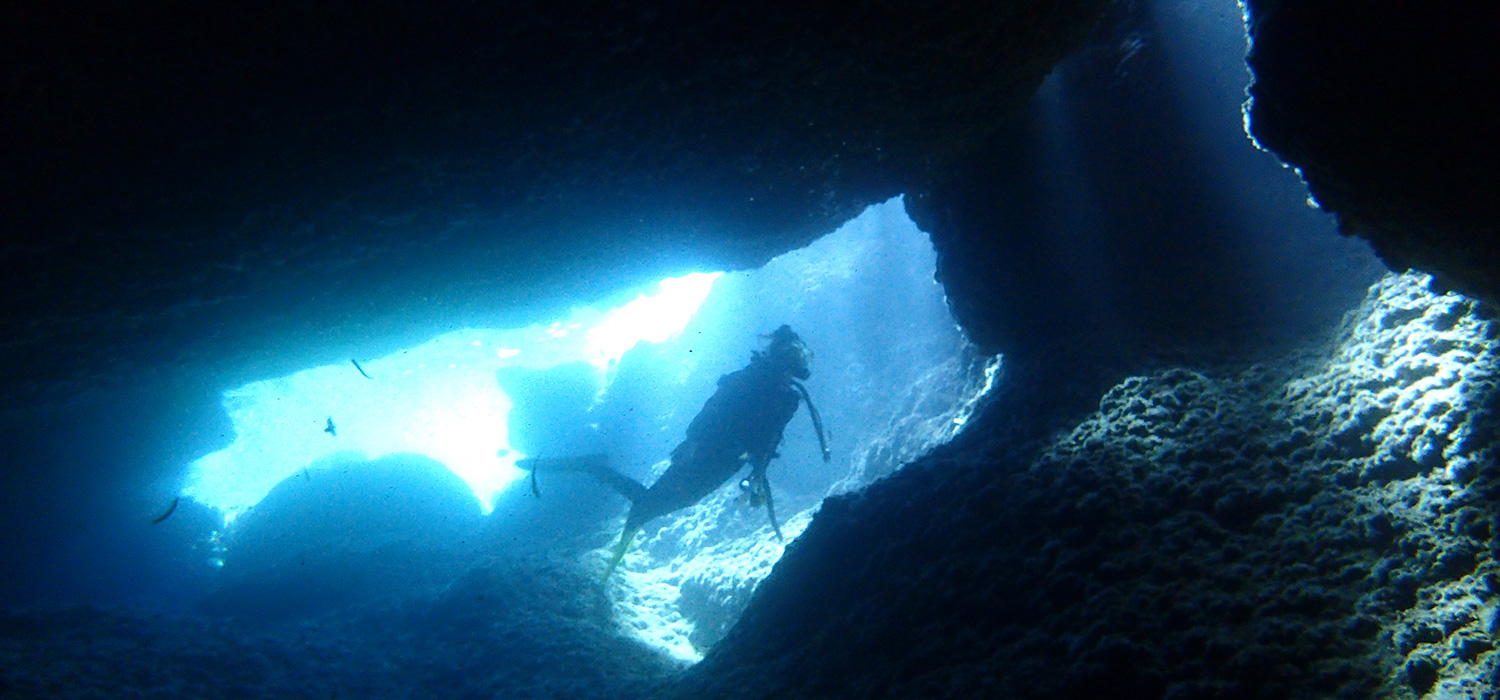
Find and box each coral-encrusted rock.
[671,272,1500,698]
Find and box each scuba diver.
[517,324,830,579]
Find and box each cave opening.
[184,197,997,656]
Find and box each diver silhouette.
[517,324,830,578]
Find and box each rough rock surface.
[673,272,1500,698]
[1244,1,1500,305]
[0,554,680,700]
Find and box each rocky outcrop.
[906,0,1384,427]
[196,454,483,621]
[672,272,1500,698]
[0,554,680,700]
[1244,1,1500,306]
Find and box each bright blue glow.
[183,272,721,520]
[588,272,721,364]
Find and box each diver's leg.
[757,471,784,541]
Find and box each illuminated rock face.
[678,274,1500,697]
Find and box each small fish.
[151,497,179,525]
[325,417,337,436]
[302,468,312,481]
[530,468,541,499]
[351,359,372,379]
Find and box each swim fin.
[516,455,647,503]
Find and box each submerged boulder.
[199,453,483,620]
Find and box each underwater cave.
[1,1,1497,698]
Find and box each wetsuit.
[624,357,801,532]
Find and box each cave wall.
[907,0,1383,432]
[1243,0,1499,306]
[674,273,1500,698]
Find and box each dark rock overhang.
[0,0,1107,410]
[1244,0,1499,306]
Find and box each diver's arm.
[745,383,800,466]
[791,379,830,462]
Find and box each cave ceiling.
[0,0,1107,409]
[2,1,1490,412]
